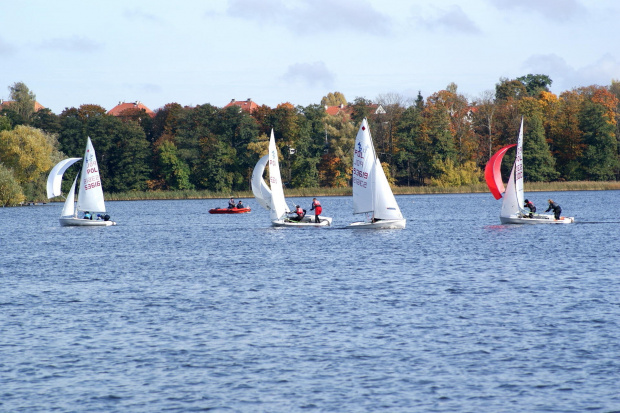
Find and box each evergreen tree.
[578,101,619,180]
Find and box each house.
[224,98,260,113]
[107,101,155,118]
[0,99,46,111]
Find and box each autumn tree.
[320,92,347,107]
[0,125,54,184]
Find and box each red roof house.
[224,98,259,113]
[108,101,155,117]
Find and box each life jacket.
[296,207,304,216]
[313,200,321,207]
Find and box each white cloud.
[523,53,620,90]
[36,36,103,53]
[0,37,16,55]
[416,5,481,34]
[489,0,587,22]
[281,61,335,88]
[225,0,392,36]
[124,8,164,24]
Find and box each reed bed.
[105,181,619,201]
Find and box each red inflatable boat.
[208,207,251,214]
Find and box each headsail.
[47,157,82,198]
[76,137,106,213]
[267,130,289,220]
[251,154,272,210]
[60,175,78,218]
[484,144,516,200]
[372,158,404,221]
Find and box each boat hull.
[271,215,332,227]
[348,218,406,229]
[59,217,116,227]
[209,207,251,214]
[500,214,574,224]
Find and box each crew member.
[228,198,235,209]
[83,211,92,220]
[545,199,562,220]
[524,199,536,218]
[310,197,322,223]
[291,205,305,221]
[236,200,244,209]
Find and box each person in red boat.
[236,200,244,209]
[310,198,322,223]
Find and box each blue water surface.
[1,191,619,412]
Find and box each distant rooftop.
[108,101,155,117]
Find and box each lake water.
[1,191,619,412]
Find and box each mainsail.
[268,130,289,220]
[76,137,106,213]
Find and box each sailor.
[228,197,235,209]
[545,199,562,220]
[83,211,92,220]
[236,200,244,209]
[524,199,536,218]
[291,205,305,221]
[310,197,322,223]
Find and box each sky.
[2,0,620,114]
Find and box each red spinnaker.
[484,144,516,200]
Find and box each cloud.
[0,37,16,55]
[124,8,164,23]
[37,36,103,53]
[416,5,481,34]
[225,0,392,36]
[523,53,620,89]
[281,61,335,88]
[489,0,587,22]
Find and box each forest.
[1,74,619,206]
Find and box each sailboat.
[348,118,406,229]
[485,118,574,224]
[47,137,116,226]
[251,129,332,227]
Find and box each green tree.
[495,78,527,101]
[516,74,553,97]
[578,100,619,180]
[8,82,36,124]
[0,163,26,206]
[152,141,193,190]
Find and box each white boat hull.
[348,218,406,229]
[59,217,116,227]
[500,214,574,224]
[272,215,332,227]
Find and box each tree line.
[1,75,619,206]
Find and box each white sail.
[60,175,78,218]
[47,157,82,198]
[76,137,106,213]
[372,158,404,221]
[268,129,289,220]
[501,118,525,219]
[352,118,376,214]
[251,154,272,211]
